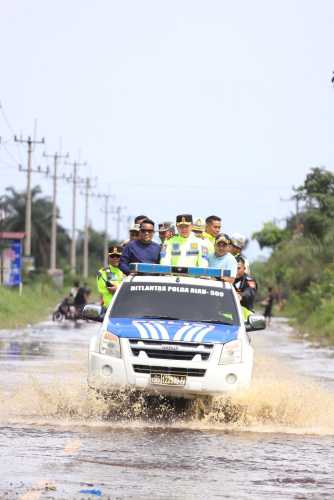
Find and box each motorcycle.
[52,297,83,322]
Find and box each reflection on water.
[0,339,49,359]
[1,318,334,498]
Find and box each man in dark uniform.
[233,257,257,318]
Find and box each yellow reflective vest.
[160,234,209,267]
[96,265,124,307]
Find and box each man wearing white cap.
[208,233,237,284]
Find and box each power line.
[0,102,23,163]
[106,181,292,191]
[0,140,21,166]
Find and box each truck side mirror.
[83,304,105,322]
[246,314,266,332]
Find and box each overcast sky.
[1,0,334,259]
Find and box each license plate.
[151,373,186,386]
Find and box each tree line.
[0,185,116,274]
[252,167,334,341]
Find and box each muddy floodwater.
[1,318,334,499]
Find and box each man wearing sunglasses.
[120,218,160,275]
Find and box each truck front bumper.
[88,344,253,398]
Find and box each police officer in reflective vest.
[160,214,209,267]
[96,246,124,308]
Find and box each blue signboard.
[3,240,22,286]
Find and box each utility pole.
[44,151,69,270]
[15,135,46,257]
[90,192,115,266]
[114,205,126,241]
[80,177,97,279]
[100,194,115,267]
[65,160,86,275]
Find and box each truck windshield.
[110,282,240,326]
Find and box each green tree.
[252,221,287,249]
[0,186,70,269]
[291,167,334,240]
[294,167,334,215]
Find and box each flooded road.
[1,318,334,499]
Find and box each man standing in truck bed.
[160,214,209,267]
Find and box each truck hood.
[107,317,239,344]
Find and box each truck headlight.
[219,340,242,365]
[99,331,121,358]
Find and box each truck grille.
[133,364,206,377]
[129,339,212,362]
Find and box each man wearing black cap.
[96,245,124,308]
[160,214,209,267]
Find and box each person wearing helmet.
[96,245,124,308]
[158,222,175,244]
[129,223,140,240]
[160,214,209,267]
[208,233,237,283]
[192,217,206,238]
[120,223,140,247]
[230,232,250,274]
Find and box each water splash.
[1,354,334,435]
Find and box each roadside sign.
[2,240,22,286]
[0,233,24,287]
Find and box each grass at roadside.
[0,283,66,329]
[280,294,334,345]
[0,276,98,330]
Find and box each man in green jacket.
[97,245,124,308]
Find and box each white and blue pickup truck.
[84,264,265,399]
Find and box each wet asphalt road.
[1,318,334,499]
